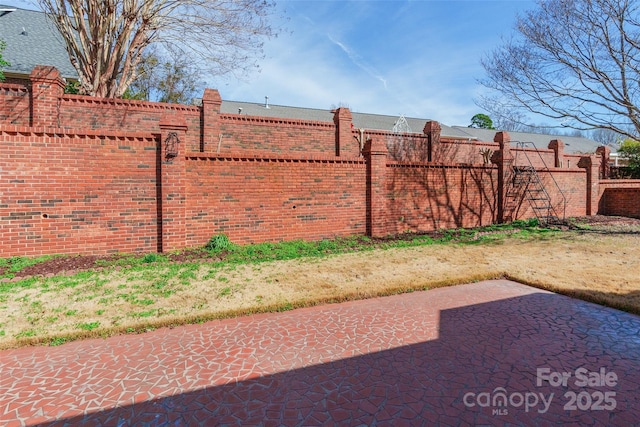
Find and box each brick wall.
[0,126,158,257]
[385,164,498,233]
[217,115,338,157]
[0,66,623,257]
[509,170,589,219]
[185,154,366,246]
[0,83,29,126]
[59,96,203,151]
[599,180,640,218]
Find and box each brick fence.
[0,66,630,257]
[599,180,640,219]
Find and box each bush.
[618,139,640,178]
[206,234,232,251]
[142,253,158,263]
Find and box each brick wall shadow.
[385,135,498,233]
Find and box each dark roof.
[450,126,604,154]
[0,4,77,79]
[220,100,472,140]
[220,101,604,154]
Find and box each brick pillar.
[200,88,222,153]
[30,65,65,128]
[423,120,441,162]
[578,155,600,216]
[333,107,353,156]
[596,146,611,180]
[548,139,565,168]
[159,113,188,252]
[492,131,513,223]
[363,136,388,237]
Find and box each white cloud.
[326,34,388,90]
[214,0,536,127]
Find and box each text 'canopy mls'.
[37,0,277,98]
[481,0,640,141]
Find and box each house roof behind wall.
[451,126,605,155]
[220,100,473,140]
[0,4,77,79]
[220,100,604,154]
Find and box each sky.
[216,0,537,126]
[5,0,536,127]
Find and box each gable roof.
[0,4,77,79]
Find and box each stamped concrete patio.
[1,279,639,426]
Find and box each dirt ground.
[1,215,640,349]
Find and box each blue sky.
[6,0,536,126]
[218,0,537,126]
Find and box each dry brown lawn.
[1,227,639,349]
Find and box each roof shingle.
[0,4,77,79]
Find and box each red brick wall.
[385,164,498,233]
[599,180,640,218]
[185,154,367,246]
[508,170,589,220]
[217,115,338,157]
[435,139,499,165]
[0,67,615,257]
[59,96,203,151]
[0,126,158,257]
[0,83,30,126]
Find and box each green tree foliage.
[64,81,80,94]
[618,139,640,178]
[481,0,640,141]
[0,40,10,82]
[469,113,495,129]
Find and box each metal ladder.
[510,142,566,225]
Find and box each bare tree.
[37,0,277,98]
[125,47,203,104]
[474,95,530,132]
[481,0,640,141]
[592,128,622,146]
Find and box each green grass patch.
[0,221,551,286]
[0,255,54,278]
[77,321,100,331]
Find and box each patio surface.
[1,279,639,426]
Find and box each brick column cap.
[202,88,222,110]
[333,107,353,125]
[578,155,595,168]
[494,131,511,149]
[596,145,611,156]
[423,120,441,135]
[548,139,565,151]
[362,136,388,156]
[30,65,65,87]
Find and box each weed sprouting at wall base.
[206,234,233,252]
